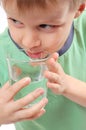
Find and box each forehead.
[3,0,75,26]
[4,0,71,22]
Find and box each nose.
[21,29,41,49]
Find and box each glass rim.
[18,48,51,62]
[6,57,50,63]
[6,48,51,63]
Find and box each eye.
[39,24,56,32]
[8,18,24,28]
[40,24,55,29]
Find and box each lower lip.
[26,51,43,59]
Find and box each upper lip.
[26,50,44,54]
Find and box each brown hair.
[2,0,59,9]
[2,0,86,11]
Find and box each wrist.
[61,74,72,95]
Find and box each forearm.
[63,74,86,107]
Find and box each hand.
[0,78,48,124]
[44,52,67,95]
[44,52,86,107]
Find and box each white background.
[0,6,7,33]
[0,6,15,130]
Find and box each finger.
[47,57,64,75]
[26,108,46,120]
[47,82,65,94]
[15,98,48,120]
[51,52,59,61]
[46,58,58,72]
[12,108,46,123]
[12,88,45,111]
[5,77,31,101]
[1,81,10,90]
[0,82,9,95]
[0,82,11,103]
[46,52,58,63]
[44,71,60,83]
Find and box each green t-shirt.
[0,10,86,130]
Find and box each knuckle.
[29,92,38,101]
[18,100,27,107]
[8,86,17,95]
[28,89,43,101]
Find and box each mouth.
[25,50,50,61]
[26,51,45,59]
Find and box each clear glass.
[6,48,50,107]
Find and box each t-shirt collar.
[57,23,74,56]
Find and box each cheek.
[43,25,71,53]
[8,22,23,44]
[9,27,22,44]
[42,34,64,53]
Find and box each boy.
[0,0,86,130]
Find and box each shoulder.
[0,28,11,46]
[0,29,10,86]
[0,28,14,63]
[0,28,15,56]
[73,10,86,48]
[74,10,86,30]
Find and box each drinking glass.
[6,48,50,107]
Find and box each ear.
[74,3,86,18]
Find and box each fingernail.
[43,98,48,105]
[35,88,44,94]
[23,77,31,82]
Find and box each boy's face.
[5,1,77,58]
